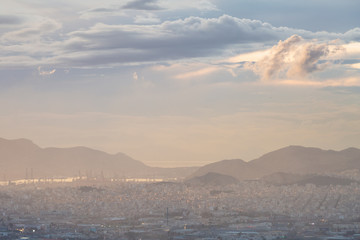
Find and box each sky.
[0,0,360,167]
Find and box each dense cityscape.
[1,174,360,240]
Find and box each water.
[0,177,170,186]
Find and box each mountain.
[185,172,239,186]
[188,159,261,180]
[249,145,360,176]
[0,138,198,180]
[2,139,359,182]
[190,146,360,180]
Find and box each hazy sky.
[1,0,360,167]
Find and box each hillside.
[190,146,360,180]
[185,172,239,186]
[249,145,360,175]
[187,159,263,180]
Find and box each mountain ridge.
[1,138,360,181]
[191,145,360,180]
[0,137,197,180]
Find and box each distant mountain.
[0,138,198,180]
[185,172,239,186]
[261,172,355,186]
[190,146,360,180]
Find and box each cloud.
[194,0,218,11]
[1,14,359,69]
[78,5,127,20]
[160,0,218,12]
[350,63,360,69]
[259,77,360,87]
[1,18,61,43]
[131,71,154,88]
[287,42,329,78]
[133,72,139,81]
[79,0,217,20]
[0,16,62,67]
[57,15,360,68]
[343,28,360,41]
[38,66,56,76]
[122,0,163,10]
[227,49,271,63]
[175,66,220,79]
[57,15,296,67]
[244,35,344,80]
[342,42,360,59]
[0,15,23,25]
[134,13,160,24]
[84,7,118,13]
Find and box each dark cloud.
[0,15,23,25]
[1,14,358,69]
[60,14,360,67]
[86,7,118,13]
[122,0,163,10]
[59,15,291,66]
[80,0,163,19]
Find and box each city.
[1,175,360,240]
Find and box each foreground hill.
[0,138,197,180]
[190,146,360,180]
[185,172,239,186]
[188,159,261,180]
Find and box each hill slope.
[188,159,262,180]
[250,145,360,175]
[186,172,239,186]
[191,146,360,180]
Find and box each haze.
[1,0,360,167]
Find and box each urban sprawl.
[1,175,360,240]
